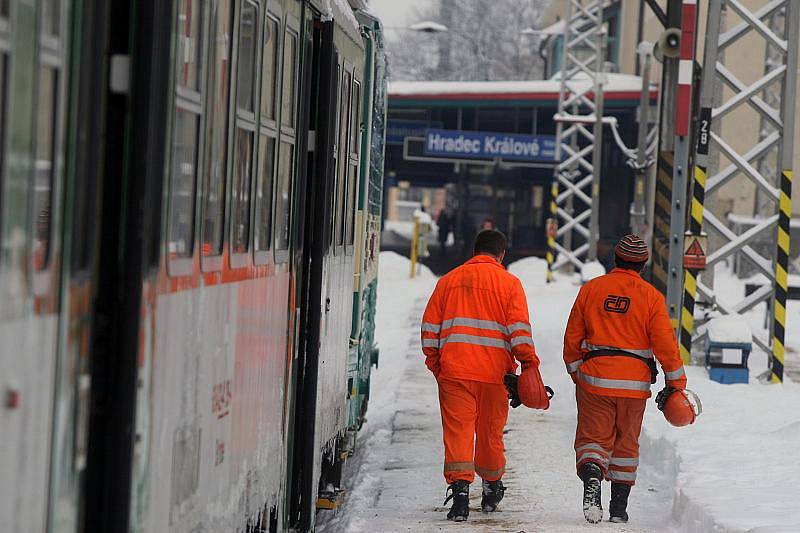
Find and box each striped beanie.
[614,234,649,263]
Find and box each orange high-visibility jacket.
[563,268,687,399]
[421,255,540,384]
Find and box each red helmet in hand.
[658,388,702,427]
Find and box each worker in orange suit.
[421,229,551,522]
[563,234,688,524]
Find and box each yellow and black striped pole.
[546,182,558,283]
[771,170,793,382]
[651,151,674,296]
[678,107,711,364]
[679,164,707,363]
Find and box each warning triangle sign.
[686,239,704,256]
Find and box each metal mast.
[679,0,799,381]
[546,0,608,281]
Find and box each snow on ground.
[319,253,800,532]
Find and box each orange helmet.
[660,388,702,427]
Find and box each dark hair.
[614,255,646,272]
[473,229,507,257]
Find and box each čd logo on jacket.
[603,295,631,314]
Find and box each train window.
[345,80,360,245]
[33,66,58,270]
[202,0,232,258]
[236,1,257,113]
[231,128,253,253]
[350,81,360,154]
[274,141,292,250]
[176,0,203,91]
[0,0,7,18]
[168,108,200,258]
[335,70,351,246]
[0,54,6,236]
[41,0,61,36]
[345,165,358,245]
[254,135,274,251]
[328,62,341,249]
[260,16,278,120]
[281,30,297,128]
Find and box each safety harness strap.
[582,349,659,384]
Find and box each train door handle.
[325,297,331,313]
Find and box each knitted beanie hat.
[614,234,649,263]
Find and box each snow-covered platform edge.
[640,432,724,533]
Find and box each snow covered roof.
[389,74,655,100]
[320,0,363,43]
[707,315,753,345]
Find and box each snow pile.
[374,250,435,285]
[642,368,800,532]
[581,260,606,282]
[507,256,551,287]
[706,315,752,344]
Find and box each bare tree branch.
[385,0,551,82]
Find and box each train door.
[0,1,69,531]
[290,13,338,531]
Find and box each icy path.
[319,255,677,532]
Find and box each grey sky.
[369,0,431,30]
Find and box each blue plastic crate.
[708,364,749,384]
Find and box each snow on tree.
[387,0,550,82]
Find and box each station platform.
[318,257,676,532]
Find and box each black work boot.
[579,462,603,524]
[444,480,470,522]
[480,479,506,513]
[609,482,631,523]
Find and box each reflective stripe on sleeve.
[421,322,441,334]
[566,359,583,373]
[607,470,637,482]
[440,334,510,351]
[610,457,639,467]
[664,366,686,380]
[507,322,532,334]
[578,371,651,392]
[582,341,654,359]
[422,338,439,348]
[510,336,534,348]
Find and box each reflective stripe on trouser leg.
[609,457,638,485]
[607,469,637,483]
[610,395,646,485]
[574,387,616,478]
[438,378,478,484]
[474,381,509,482]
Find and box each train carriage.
[0,1,386,532]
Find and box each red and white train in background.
[0,0,387,531]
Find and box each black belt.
[582,349,658,384]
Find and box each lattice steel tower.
[546,0,609,281]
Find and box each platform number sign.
[697,107,711,156]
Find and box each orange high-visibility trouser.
[574,385,646,486]
[438,377,509,484]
